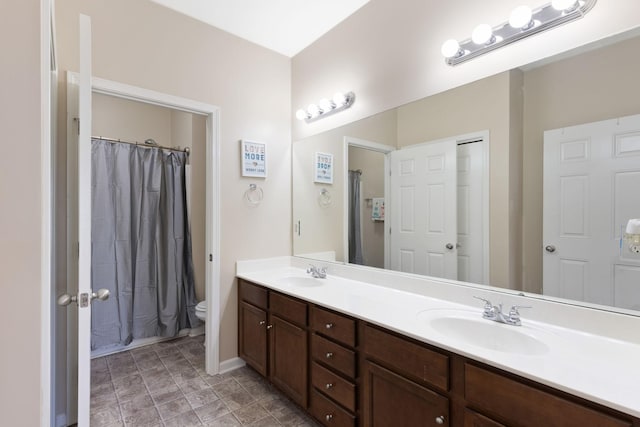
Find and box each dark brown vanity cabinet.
[238,279,308,408]
[238,279,640,427]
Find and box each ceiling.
[149,0,371,57]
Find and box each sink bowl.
[276,276,326,288]
[418,309,550,356]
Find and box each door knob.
[545,245,556,253]
[57,288,110,307]
[92,288,110,301]
[445,243,454,250]
[57,294,77,306]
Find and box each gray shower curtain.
[348,170,364,265]
[91,139,200,350]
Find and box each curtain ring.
[318,188,331,208]
[245,184,263,206]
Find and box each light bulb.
[318,98,334,113]
[551,0,578,11]
[472,24,494,45]
[333,92,347,107]
[441,39,461,58]
[295,109,308,121]
[509,5,533,29]
[307,103,320,118]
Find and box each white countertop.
[236,256,640,418]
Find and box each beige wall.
[522,35,640,294]
[0,1,44,425]
[292,0,640,141]
[55,0,292,372]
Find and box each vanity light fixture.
[441,0,597,66]
[295,91,356,123]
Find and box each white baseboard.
[219,357,246,374]
[188,325,205,337]
[90,328,200,358]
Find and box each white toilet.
[195,300,207,322]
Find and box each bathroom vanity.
[236,258,640,427]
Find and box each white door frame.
[65,73,221,421]
[342,137,395,267]
[90,76,222,375]
[40,0,53,426]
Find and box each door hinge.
[209,254,213,262]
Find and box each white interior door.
[389,140,457,278]
[61,14,103,426]
[76,14,93,426]
[457,141,486,284]
[544,114,640,309]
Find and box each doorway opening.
[60,72,220,426]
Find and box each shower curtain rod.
[91,135,190,155]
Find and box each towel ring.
[318,188,332,208]
[245,184,263,206]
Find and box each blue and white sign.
[314,152,333,184]
[241,140,267,178]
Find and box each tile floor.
[90,335,320,426]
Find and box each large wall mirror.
[293,28,640,315]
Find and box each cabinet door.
[239,301,268,376]
[270,314,308,408]
[362,361,449,427]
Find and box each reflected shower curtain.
[91,139,200,350]
[348,171,364,265]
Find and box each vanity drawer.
[464,364,632,427]
[311,362,356,412]
[310,388,356,427]
[238,279,267,310]
[312,334,356,378]
[311,306,356,347]
[363,324,449,391]
[464,409,506,427]
[270,291,307,327]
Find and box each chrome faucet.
[474,297,530,326]
[306,264,327,279]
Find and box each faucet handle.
[473,296,494,315]
[508,305,531,323]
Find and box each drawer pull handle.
[325,414,333,422]
[325,383,333,389]
[325,352,333,359]
[259,320,266,326]
[435,415,445,425]
[266,325,273,330]
[325,323,333,329]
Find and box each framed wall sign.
[314,152,333,184]
[241,140,267,178]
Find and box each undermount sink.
[276,276,326,288]
[418,309,550,356]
